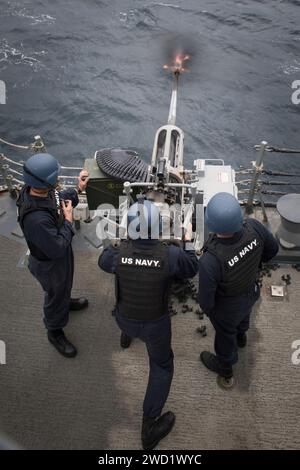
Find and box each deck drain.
[217,375,235,390]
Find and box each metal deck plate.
[1,234,300,450]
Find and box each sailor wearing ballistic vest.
[198,192,279,381]
[98,200,198,450]
[17,153,89,358]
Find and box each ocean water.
[0,0,300,175]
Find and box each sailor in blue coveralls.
[198,192,279,379]
[99,200,198,449]
[17,153,89,358]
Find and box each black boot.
[69,297,89,311]
[237,332,247,348]
[142,412,175,450]
[120,332,132,349]
[200,351,233,378]
[47,329,77,358]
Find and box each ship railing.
[0,149,90,228]
[235,141,300,216]
[0,152,84,194]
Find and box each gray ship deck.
[1,226,300,450]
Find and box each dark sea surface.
[0,0,300,173]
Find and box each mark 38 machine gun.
[81,54,238,250]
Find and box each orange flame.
[163,53,190,73]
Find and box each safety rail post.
[32,135,45,153]
[6,174,18,198]
[0,158,9,187]
[0,156,18,198]
[245,141,268,214]
[0,155,5,190]
[257,189,268,223]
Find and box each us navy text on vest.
[227,238,259,268]
[121,257,161,268]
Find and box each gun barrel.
[150,65,185,174]
[167,72,179,125]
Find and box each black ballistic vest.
[203,221,264,297]
[16,186,64,260]
[115,240,170,321]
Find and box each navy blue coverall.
[99,239,198,418]
[198,219,279,365]
[22,188,79,330]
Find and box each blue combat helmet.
[23,153,60,189]
[205,192,243,234]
